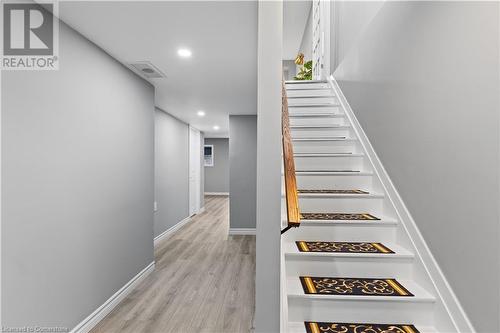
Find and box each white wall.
[298,5,312,62]
[330,1,384,71]
[2,20,155,329]
[154,108,190,237]
[229,116,257,229]
[333,2,499,332]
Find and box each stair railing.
[281,81,301,234]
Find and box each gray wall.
[255,2,283,331]
[298,5,312,61]
[2,20,155,329]
[154,109,190,237]
[332,2,499,332]
[282,59,297,81]
[204,138,230,193]
[229,116,257,229]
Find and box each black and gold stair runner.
[296,241,394,254]
[299,277,413,296]
[305,322,419,333]
[300,213,380,221]
[298,189,369,194]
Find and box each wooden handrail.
[282,81,301,229]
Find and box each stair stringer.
[328,76,475,333]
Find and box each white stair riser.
[287,298,436,325]
[299,197,384,215]
[293,140,360,154]
[294,156,366,171]
[290,116,347,127]
[288,97,338,105]
[286,83,329,90]
[286,89,334,97]
[288,105,342,114]
[286,225,397,243]
[296,174,374,190]
[291,127,353,138]
[285,257,414,279]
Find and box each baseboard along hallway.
[90,195,255,333]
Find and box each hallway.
[91,196,255,333]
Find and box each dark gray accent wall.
[204,138,229,193]
[2,20,155,329]
[154,109,190,237]
[333,2,499,332]
[229,115,257,229]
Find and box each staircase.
[281,80,461,333]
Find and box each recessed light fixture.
[213,125,220,131]
[197,110,206,117]
[177,48,192,58]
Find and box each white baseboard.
[228,228,256,235]
[204,192,229,196]
[198,206,206,214]
[71,262,155,333]
[154,216,192,245]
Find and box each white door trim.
[189,126,201,216]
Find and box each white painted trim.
[228,228,256,235]
[198,206,206,214]
[154,216,192,245]
[71,262,155,333]
[204,192,229,196]
[329,76,475,333]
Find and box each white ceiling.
[58,1,258,138]
[283,0,311,60]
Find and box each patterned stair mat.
[304,322,419,333]
[299,277,413,296]
[296,241,394,254]
[300,213,380,221]
[298,189,369,194]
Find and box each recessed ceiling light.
[197,110,206,117]
[213,125,220,131]
[177,48,192,58]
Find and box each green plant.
[294,60,312,80]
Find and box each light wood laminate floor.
[91,195,256,333]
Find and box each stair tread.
[295,170,366,174]
[294,171,372,175]
[289,103,341,108]
[299,218,397,226]
[289,112,344,117]
[286,86,331,90]
[292,135,350,141]
[287,322,437,333]
[285,80,328,84]
[294,153,363,157]
[298,192,384,198]
[284,242,414,258]
[287,277,435,302]
[291,124,351,129]
[288,95,336,99]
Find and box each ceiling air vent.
[130,61,166,79]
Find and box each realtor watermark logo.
[1,1,59,70]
